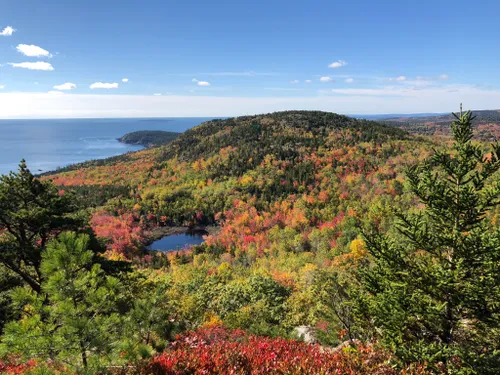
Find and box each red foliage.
[0,357,68,374]
[91,210,147,256]
[141,326,431,375]
[0,359,37,375]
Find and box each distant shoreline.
[117,130,181,148]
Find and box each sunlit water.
[148,232,206,252]
[0,117,214,175]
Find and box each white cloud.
[89,82,119,89]
[197,81,211,87]
[0,85,4,89]
[440,74,449,80]
[122,78,129,83]
[16,44,51,57]
[0,26,15,36]
[192,78,198,82]
[290,80,300,84]
[328,60,347,69]
[345,78,354,83]
[153,93,162,96]
[53,82,77,91]
[305,80,312,83]
[320,76,334,82]
[8,62,54,71]
[2,84,498,118]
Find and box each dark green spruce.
[358,110,500,373]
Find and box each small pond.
[147,231,206,252]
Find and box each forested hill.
[381,109,500,139]
[157,110,409,163]
[45,111,409,178]
[46,110,416,224]
[118,130,180,148]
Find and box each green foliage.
[359,111,500,373]
[1,232,124,370]
[0,161,86,294]
[0,265,23,334]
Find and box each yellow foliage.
[240,175,253,186]
[203,312,223,327]
[350,238,368,259]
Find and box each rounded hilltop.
[156,110,410,163]
[117,130,180,148]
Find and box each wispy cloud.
[328,60,347,68]
[0,85,4,89]
[153,93,162,96]
[122,78,129,83]
[320,76,334,82]
[46,91,64,95]
[327,84,467,97]
[386,76,407,82]
[328,88,410,96]
[264,87,301,91]
[290,80,300,84]
[16,44,52,57]
[90,82,119,89]
[3,84,499,118]
[0,26,15,36]
[439,74,449,80]
[53,83,76,91]
[8,62,54,71]
[192,78,211,86]
[165,71,279,77]
[305,80,312,84]
[345,78,354,83]
[200,71,278,76]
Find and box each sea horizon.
[0,117,214,176]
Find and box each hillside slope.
[382,109,500,139]
[159,110,409,163]
[46,110,427,229]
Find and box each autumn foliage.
[141,326,431,375]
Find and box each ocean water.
[0,117,213,175]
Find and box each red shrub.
[141,326,431,375]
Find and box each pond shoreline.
[144,225,218,247]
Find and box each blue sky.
[1,0,499,118]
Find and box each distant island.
[117,130,180,148]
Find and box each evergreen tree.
[358,110,500,373]
[0,160,84,293]
[1,232,123,370]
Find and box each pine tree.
[358,110,500,373]
[1,232,123,370]
[0,160,84,293]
